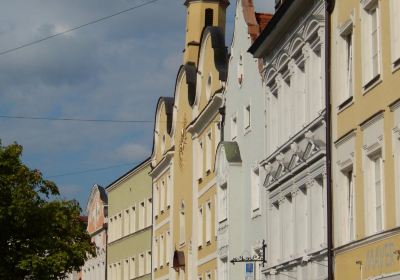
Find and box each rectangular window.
[219,184,228,222]
[390,0,400,67]
[244,105,251,130]
[281,195,293,260]
[214,122,221,150]
[160,235,165,267]
[146,251,151,274]
[340,25,353,102]
[138,253,144,276]
[130,206,136,234]
[124,209,130,236]
[166,231,171,265]
[198,206,203,248]
[154,183,159,217]
[206,130,212,173]
[346,169,355,241]
[231,115,237,140]
[167,174,172,208]
[180,209,185,244]
[251,168,260,213]
[206,201,212,244]
[374,155,383,232]
[198,140,204,180]
[139,202,145,230]
[361,1,381,88]
[160,180,165,213]
[146,198,152,227]
[118,213,122,240]
[124,259,129,280]
[153,238,158,270]
[129,257,136,279]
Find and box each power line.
[0,115,153,124]
[47,161,136,178]
[0,0,163,57]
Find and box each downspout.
[325,1,335,280]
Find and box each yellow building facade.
[331,0,400,279]
[150,1,228,280]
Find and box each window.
[390,0,400,67]
[281,194,293,260]
[198,140,204,180]
[206,271,212,280]
[295,187,307,256]
[206,130,212,173]
[146,251,151,274]
[166,231,171,265]
[219,183,227,222]
[198,206,204,248]
[244,105,251,130]
[361,0,381,88]
[373,154,383,232]
[160,180,165,213]
[237,54,244,86]
[339,21,354,104]
[167,174,172,208]
[124,209,130,236]
[206,75,212,100]
[139,253,145,276]
[154,183,159,217]
[109,217,113,242]
[116,262,121,280]
[251,168,260,213]
[343,168,355,242]
[231,115,237,140]
[160,235,165,267]
[129,257,136,279]
[180,202,186,244]
[161,134,166,154]
[124,259,129,280]
[118,213,122,239]
[270,202,280,265]
[139,201,145,230]
[206,201,212,244]
[214,122,221,149]
[130,206,136,234]
[205,8,213,27]
[146,198,152,227]
[153,238,158,270]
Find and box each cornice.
[149,150,174,178]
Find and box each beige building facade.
[331,0,400,279]
[106,159,152,280]
[150,1,228,280]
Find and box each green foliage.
[0,141,96,280]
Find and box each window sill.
[337,96,354,113]
[363,74,382,95]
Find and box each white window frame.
[154,183,159,217]
[153,238,158,270]
[390,0,400,70]
[251,167,261,215]
[198,206,204,248]
[160,180,165,213]
[139,201,145,230]
[129,257,136,279]
[231,114,238,140]
[218,183,228,222]
[206,130,212,173]
[167,173,172,209]
[361,0,381,90]
[206,200,212,244]
[338,19,354,106]
[244,104,251,132]
[198,139,204,180]
[124,208,130,237]
[138,253,145,276]
[123,259,129,280]
[166,231,171,265]
[146,251,151,275]
[160,234,165,267]
[146,198,152,227]
[130,205,136,234]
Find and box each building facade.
[150,1,229,279]
[331,0,400,279]
[215,1,271,279]
[82,184,108,280]
[249,0,328,279]
[106,159,152,280]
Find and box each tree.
[0,141,96,279]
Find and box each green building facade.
[106,159,152,280]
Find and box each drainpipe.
[325,1,335,280]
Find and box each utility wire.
[0,115,153,123]
[0,0,163,57]
[48,161,136,178]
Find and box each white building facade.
[215,1,271,279]
[249,0,328,279]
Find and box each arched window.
[205,9,213,27]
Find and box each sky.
[0,0,274,211]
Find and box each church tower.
[183,0,229,64]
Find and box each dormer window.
[205,9,213,27]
